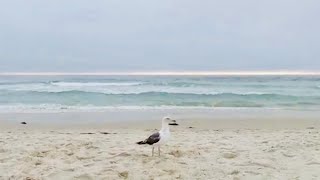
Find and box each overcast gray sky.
[0,0,319,72]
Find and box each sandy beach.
[2,0,320,178]
[1,109,320,180]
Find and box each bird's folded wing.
[145,132,160,145]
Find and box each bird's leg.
[158,147,161,156]
[152,147,154,157]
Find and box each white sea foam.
[0,81,279,95]
[1,76,320,112]
[0,82,315,97]
[0,104,278,113]
[51,82,144,87]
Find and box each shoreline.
[1,109,320,130]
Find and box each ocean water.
[0,75,319,112]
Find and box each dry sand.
[0,110,320,180]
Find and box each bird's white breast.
[154,129,170,146]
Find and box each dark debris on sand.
[80,132,95,135]
[79,132,117,135]
[169,123,179,126]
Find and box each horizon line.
[1,71,320,76]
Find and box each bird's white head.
[162,116,176,124]
[161,116,175,130]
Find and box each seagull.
[137,117,176,156]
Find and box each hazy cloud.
[0,0,319,72]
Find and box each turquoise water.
[0,75,320,112]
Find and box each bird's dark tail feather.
[136,140,147,145]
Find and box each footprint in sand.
[222,152,238,159]
[47,171,73,180]
[0,149,6,153]
[76,174,94,180]
[169,150,183,158]
[230,170,240,175]
[118,171,129,179]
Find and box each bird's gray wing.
[145,132,160,145]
